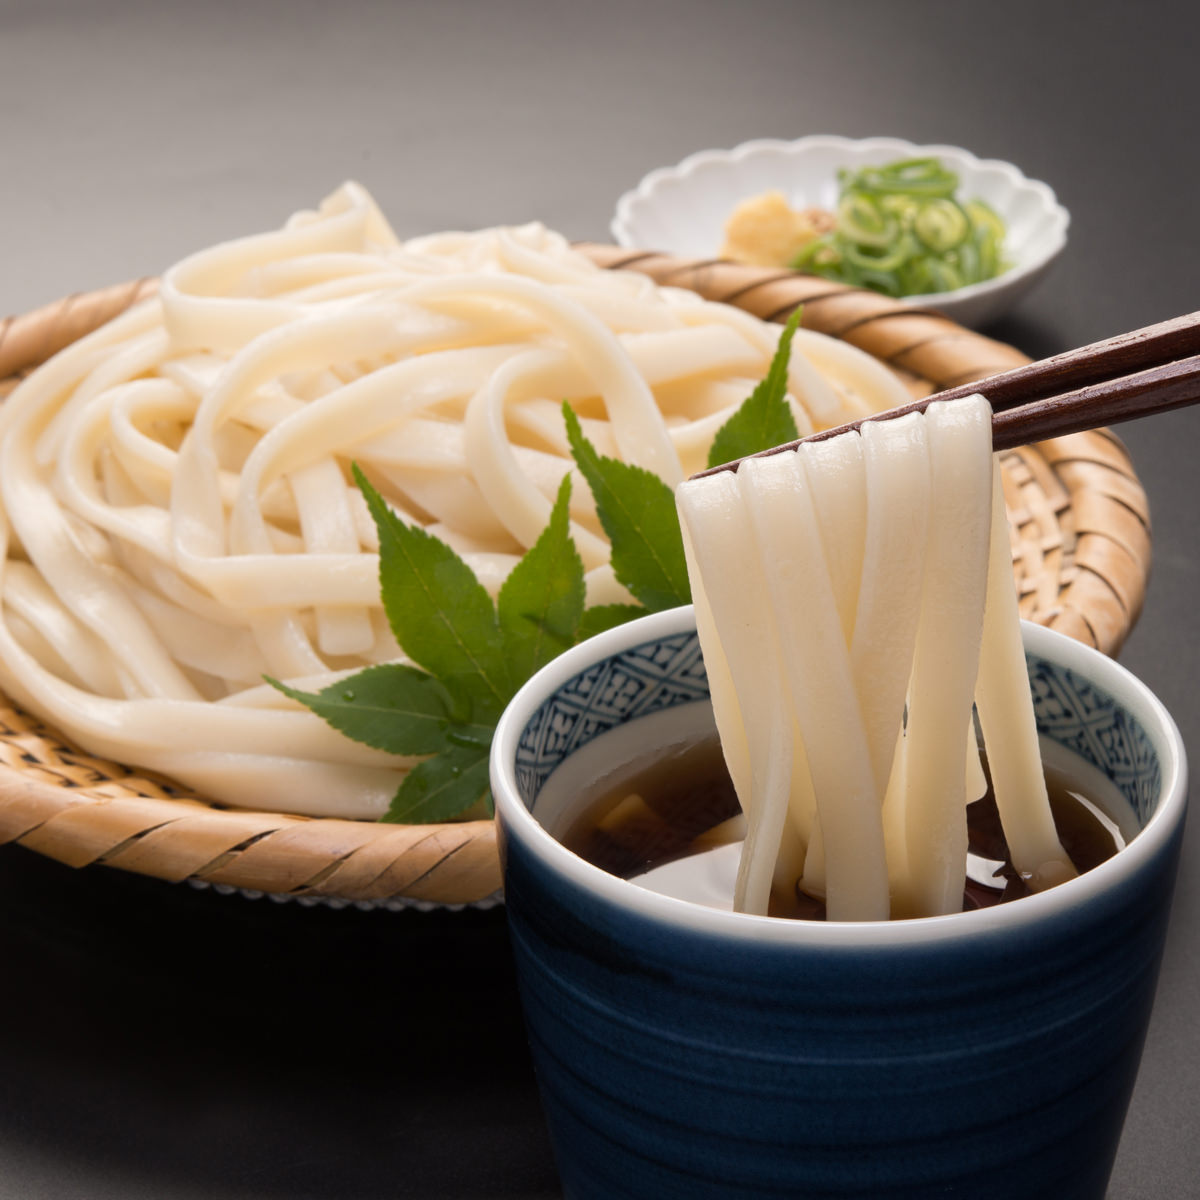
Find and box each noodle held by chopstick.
[677,395,1071,920]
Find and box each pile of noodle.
[677,397,1075,921]
[0,183,911,819]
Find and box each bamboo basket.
[0,251,1151,908]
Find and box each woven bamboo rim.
[0,251,1151,906]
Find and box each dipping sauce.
[561,734,1125,920]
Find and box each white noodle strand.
[0,183,908,819]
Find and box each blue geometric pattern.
[1027,654,1160,826]
[514,631,708,803]
[515,635,1162,828]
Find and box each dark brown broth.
[561,734,1124,920]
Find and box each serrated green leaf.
[265,664,491,756]
[562,405,690,611]
[578,603,648,641]
[291,324,811,824]
[706,308,803,470]
[353,465,509,718]
[382,743,491,824]
[497,475,585,685]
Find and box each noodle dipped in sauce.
[675,397,1076,921]
[560,732,1126,920]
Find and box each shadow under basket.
[0,249,1152,908]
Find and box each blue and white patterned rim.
[1026,654,1160,826]
[514,630,707,803]
[516,629,1162,828]
[490,609,1186,944]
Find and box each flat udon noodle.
[0,182,911,820]
[676,396,1074,922]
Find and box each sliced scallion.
[913,199,969,252]
[792,157,1010,299]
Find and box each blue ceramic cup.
[491,607,1187,1200]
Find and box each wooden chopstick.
[989,351,1200,450]
[695,310,1200,477]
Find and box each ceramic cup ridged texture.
[490,607,1187,1200]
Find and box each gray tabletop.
[1,1,1197,1196]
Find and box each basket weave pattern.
[0,252,1151,904]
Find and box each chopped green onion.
[974,225,1000,280]
[913,199,969,252]
[923,257,964,293]
[965,199,1005,240]
[837,192,898,248]
[792,156,1011,300]
[842,233,917,274]
[854,157,958,198]
[880,193,921,223]
[956,237,983,285]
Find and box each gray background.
[1,1,1197,1196]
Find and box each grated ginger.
[720,191,836,268]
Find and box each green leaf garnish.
[497,475,585,687]
[271,467,595,822]
[353,464,510,720]
[706,309,802,470]
[270,316,806,823]
[265,663,476,756]
[562,404,689,611]
[382,743,491,824]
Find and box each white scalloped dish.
[611,135,1070,328]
